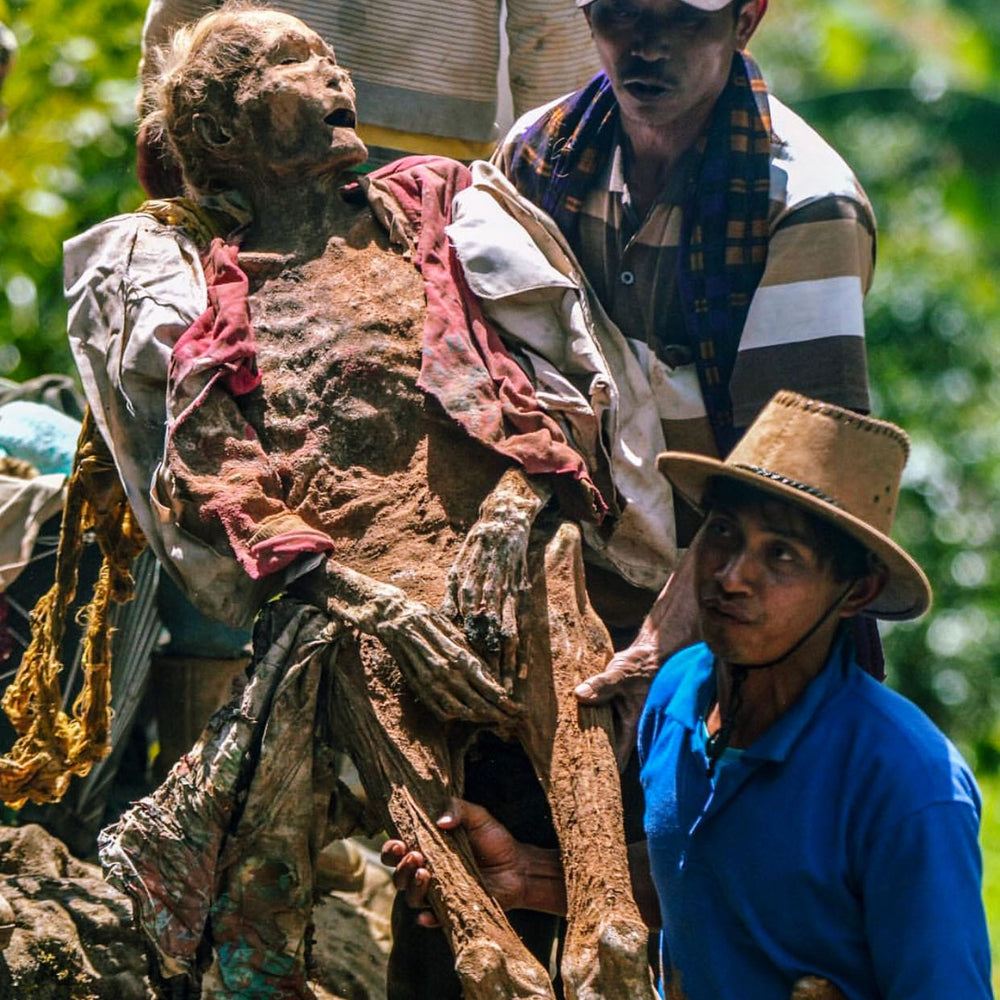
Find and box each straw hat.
[657,391,931,620]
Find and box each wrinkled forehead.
[239,10,337,62]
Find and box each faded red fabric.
[170,239,262,409]
[166,240,334,580]
[366,155,605,521]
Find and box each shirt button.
[620,270,635,286]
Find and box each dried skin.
[169,203,653,998]
[444,467,553,688]
[325,522,656,1000]
[512,523,656,1000]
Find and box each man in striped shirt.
[495,0,878,711]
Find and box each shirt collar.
[606,126,704,208]
[663,644,716,732]
[664,631,858,764]
[743,630,857,764]
[608,139,627,195]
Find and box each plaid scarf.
[505,53,773,456]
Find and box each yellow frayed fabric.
[0,408,146,806]
[0,456,38,479]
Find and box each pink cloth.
[166,240,334,580]
[366,156,605,521]
[169,239,262,416]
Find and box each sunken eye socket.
[271,47,307,65]
[270,38,315,65]
[274,44,337,67]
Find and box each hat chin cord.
[704,581,855,777]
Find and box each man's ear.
[735,0,763,50]
[193,112,232,147]
[839,569,888,619]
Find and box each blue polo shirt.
[638,637,992,1000]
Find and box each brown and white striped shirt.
[496,95,875,478]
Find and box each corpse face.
[231,12,367,180]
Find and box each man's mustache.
[617,58,677,89]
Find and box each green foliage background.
[752,0,1000,772]
[0,0,998,765]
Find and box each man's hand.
[790,977,847,1000]
[382,798,566,921]
[443,469,550,688]
[381,841,438,926]
[575,639,663,770]
[301,560,521,725]
[575,546,702,768]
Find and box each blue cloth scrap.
[156,571,252,658]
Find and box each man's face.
[233,13,367,180]
[693,493,848,667]
[584,0,759,133]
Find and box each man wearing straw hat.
[386,391,992,998]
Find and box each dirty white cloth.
[449,161,678,591]
[64,214,274,627]
[0,472,65,590]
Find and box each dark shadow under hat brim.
[657,451,932,621]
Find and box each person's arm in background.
[574,551,700,767]
[503,0,600,116]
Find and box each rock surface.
[0,823,154,999]
[0,824,392,1000]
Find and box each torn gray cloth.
[99,598,341,995]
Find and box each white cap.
[576,0,735,8]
